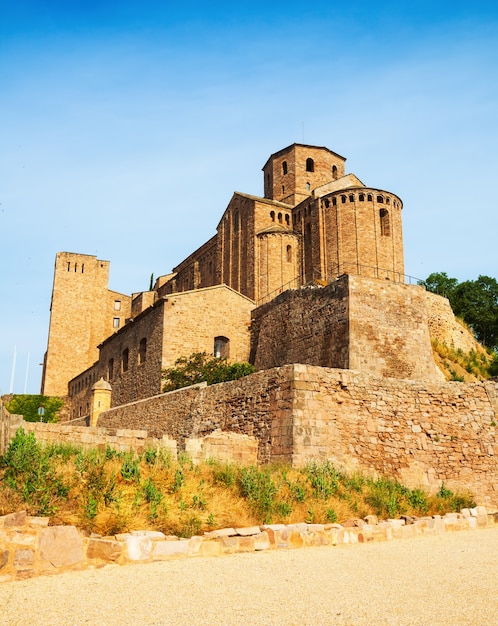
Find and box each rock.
[2,511,27,528]
[39,526,83,568]
[87,538,123,562]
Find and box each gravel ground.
[1,527,497,625]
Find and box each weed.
[84,494,98,520]
[326,508,338,522]
[276,501,293,518]
[238,466,277,522]
[213,463,238,488]
[142,478,163,505]
[305,461,340,499]
[120,454,141,482]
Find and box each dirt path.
[1,527,497,625]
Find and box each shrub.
[5,394,63,423]
[162,352,254,392]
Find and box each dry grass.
[0,431,477,537]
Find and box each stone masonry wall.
[250,281,350,371]
[425,290,482,353]
[98,365,497,505]
[290,365,498,505]
[98,369,295,464]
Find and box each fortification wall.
[250,277,442,381]
[289,365,497,505]
[425,290,482,353]
[250,281,350,371]
[98,365,497,504]
[347,277,442,381]
[3,368,497,505]
[97,369,294,464]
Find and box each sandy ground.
[1,527,497,626]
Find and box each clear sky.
[1,1,497,394]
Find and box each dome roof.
[91,377,112,391]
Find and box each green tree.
[5,394,63,423]
[420,272,459,300]
[162,352,255,392]
[452,276,498,350]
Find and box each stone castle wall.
[250,277,442,382]
[425,290,483,353]
[3,368,497,505]
[95,365,498,505]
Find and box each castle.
[42,143,462,417]
[26,142,498,503]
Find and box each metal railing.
[256,264,424,307]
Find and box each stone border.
[1,507,497,582]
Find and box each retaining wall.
[1,508,496,583]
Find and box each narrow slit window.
[121,348,129,373]
[306,158,314,172]
[138,338,147,364]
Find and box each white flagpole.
[9,345,17,393]
[24,351,30,394]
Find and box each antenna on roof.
[302,122,305,143]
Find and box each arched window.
[341,195,346,203]
[270,210,275,222]
[367,194,373,202]
[386,197,390,205]
[380,209,390,236]
[324,199,330,208]
[282,161,288,175]
[214,336,229,358]
[305,182,310,191]
[306,158,314,172]
[121,348,129,373]
[285,214,290,225]
[286,245,292,263]
[359,194,365,202]
[332,197,337,206]
[349,194,354,202]
[377,195,384,203]
[332,165,338,180]
[138,338,147,364]
[278,212,283,223]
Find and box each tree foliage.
[422,272,498,351]
[162,352,255,392]
[5,394,63,423]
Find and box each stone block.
[235,526,261,536]
[288,531,304,548]
[199,541,222,557]
[123,535,153,561]
[152,539,189,559]
[254,531,271,551]
[0,550,10,571]
[39,526,83,568]
[238,536,256,552]
[203,528,236,539]
[28,517,50,528]
[14,549,35,569]
[87,538,123,562]
[2,511,27,528]
[188,536,204,556]
[220,536,240,553]
[130,530,166,540]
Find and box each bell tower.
[262,143,346,206]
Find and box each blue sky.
[1,1,498,394]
